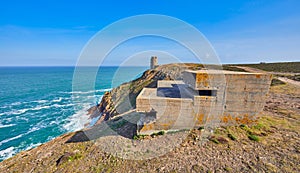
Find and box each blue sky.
[0,0,299,66]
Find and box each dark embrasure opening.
[198,90,217,96]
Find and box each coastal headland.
[0,62,299,172]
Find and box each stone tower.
[150,56,158,69]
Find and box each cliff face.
[88,63,203,125]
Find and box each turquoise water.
[0,66,147,161]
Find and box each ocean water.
[0,66,147,161]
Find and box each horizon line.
[0,61,299,67]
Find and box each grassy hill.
[225,62,300,73]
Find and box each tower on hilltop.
[150,56,158,69]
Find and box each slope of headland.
[0,62,299,172]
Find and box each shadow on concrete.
[157,84,197,98]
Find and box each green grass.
[150,131,165,137]
[68,153,82,162]
[227,62,300,73]
[133,134,148,140]
[227,133,237,141]
[133,131,165,140]
[210,138,220,144]
[166,129,190,134]
[253,123,266,130]
[239,124,248,129]
[248,134,260,142]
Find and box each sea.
[0,66,147,161]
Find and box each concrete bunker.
[136,69,272,135]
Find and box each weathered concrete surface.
[136,70,272,135]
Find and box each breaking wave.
[63,103,91,132]
[62,88,112,94]
[0,134,23,146]
[0,123,16,128]
[0,147,15,160]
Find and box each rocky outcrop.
[88,63,204,125]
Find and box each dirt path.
[277,77,300,86]
[232,66,300,87]
[231,66,266,73]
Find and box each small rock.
[56,152,74,166]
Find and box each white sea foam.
[27,126,40,133]
[8,99,53,109]
[8,107,39,115]
[2,101,75,117]
[0,105,9,109]
[11,108,30,115]
[52,103,74,108]
[53,97,63,102]
[5,117,12,122]
[62,88,112,95]
[25,143,42,151]
[34,100,48,104]
[86,95,96,99]
[11,102,21,106]
[64,103,75,107]
[0,147,15,160]
[49,121,57,125]
[0,123,16,128]
[47,136,55,141]
[71,95,81,99]
[63,103,90,132]
[97,88,112,92]
[31,105,51,111]
[0,134,23,146]
[15,116,29,122]
[1,111,17,116]
[0,143,43,161]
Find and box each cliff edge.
[88,63,204,125]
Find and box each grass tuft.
[227,133,237,141]
[133,134,148,140]
[211,138,220,144]
[248,134,260,142]
[150,131,165,137]
[68,153,82,162]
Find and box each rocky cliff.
[88,63,204,125]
